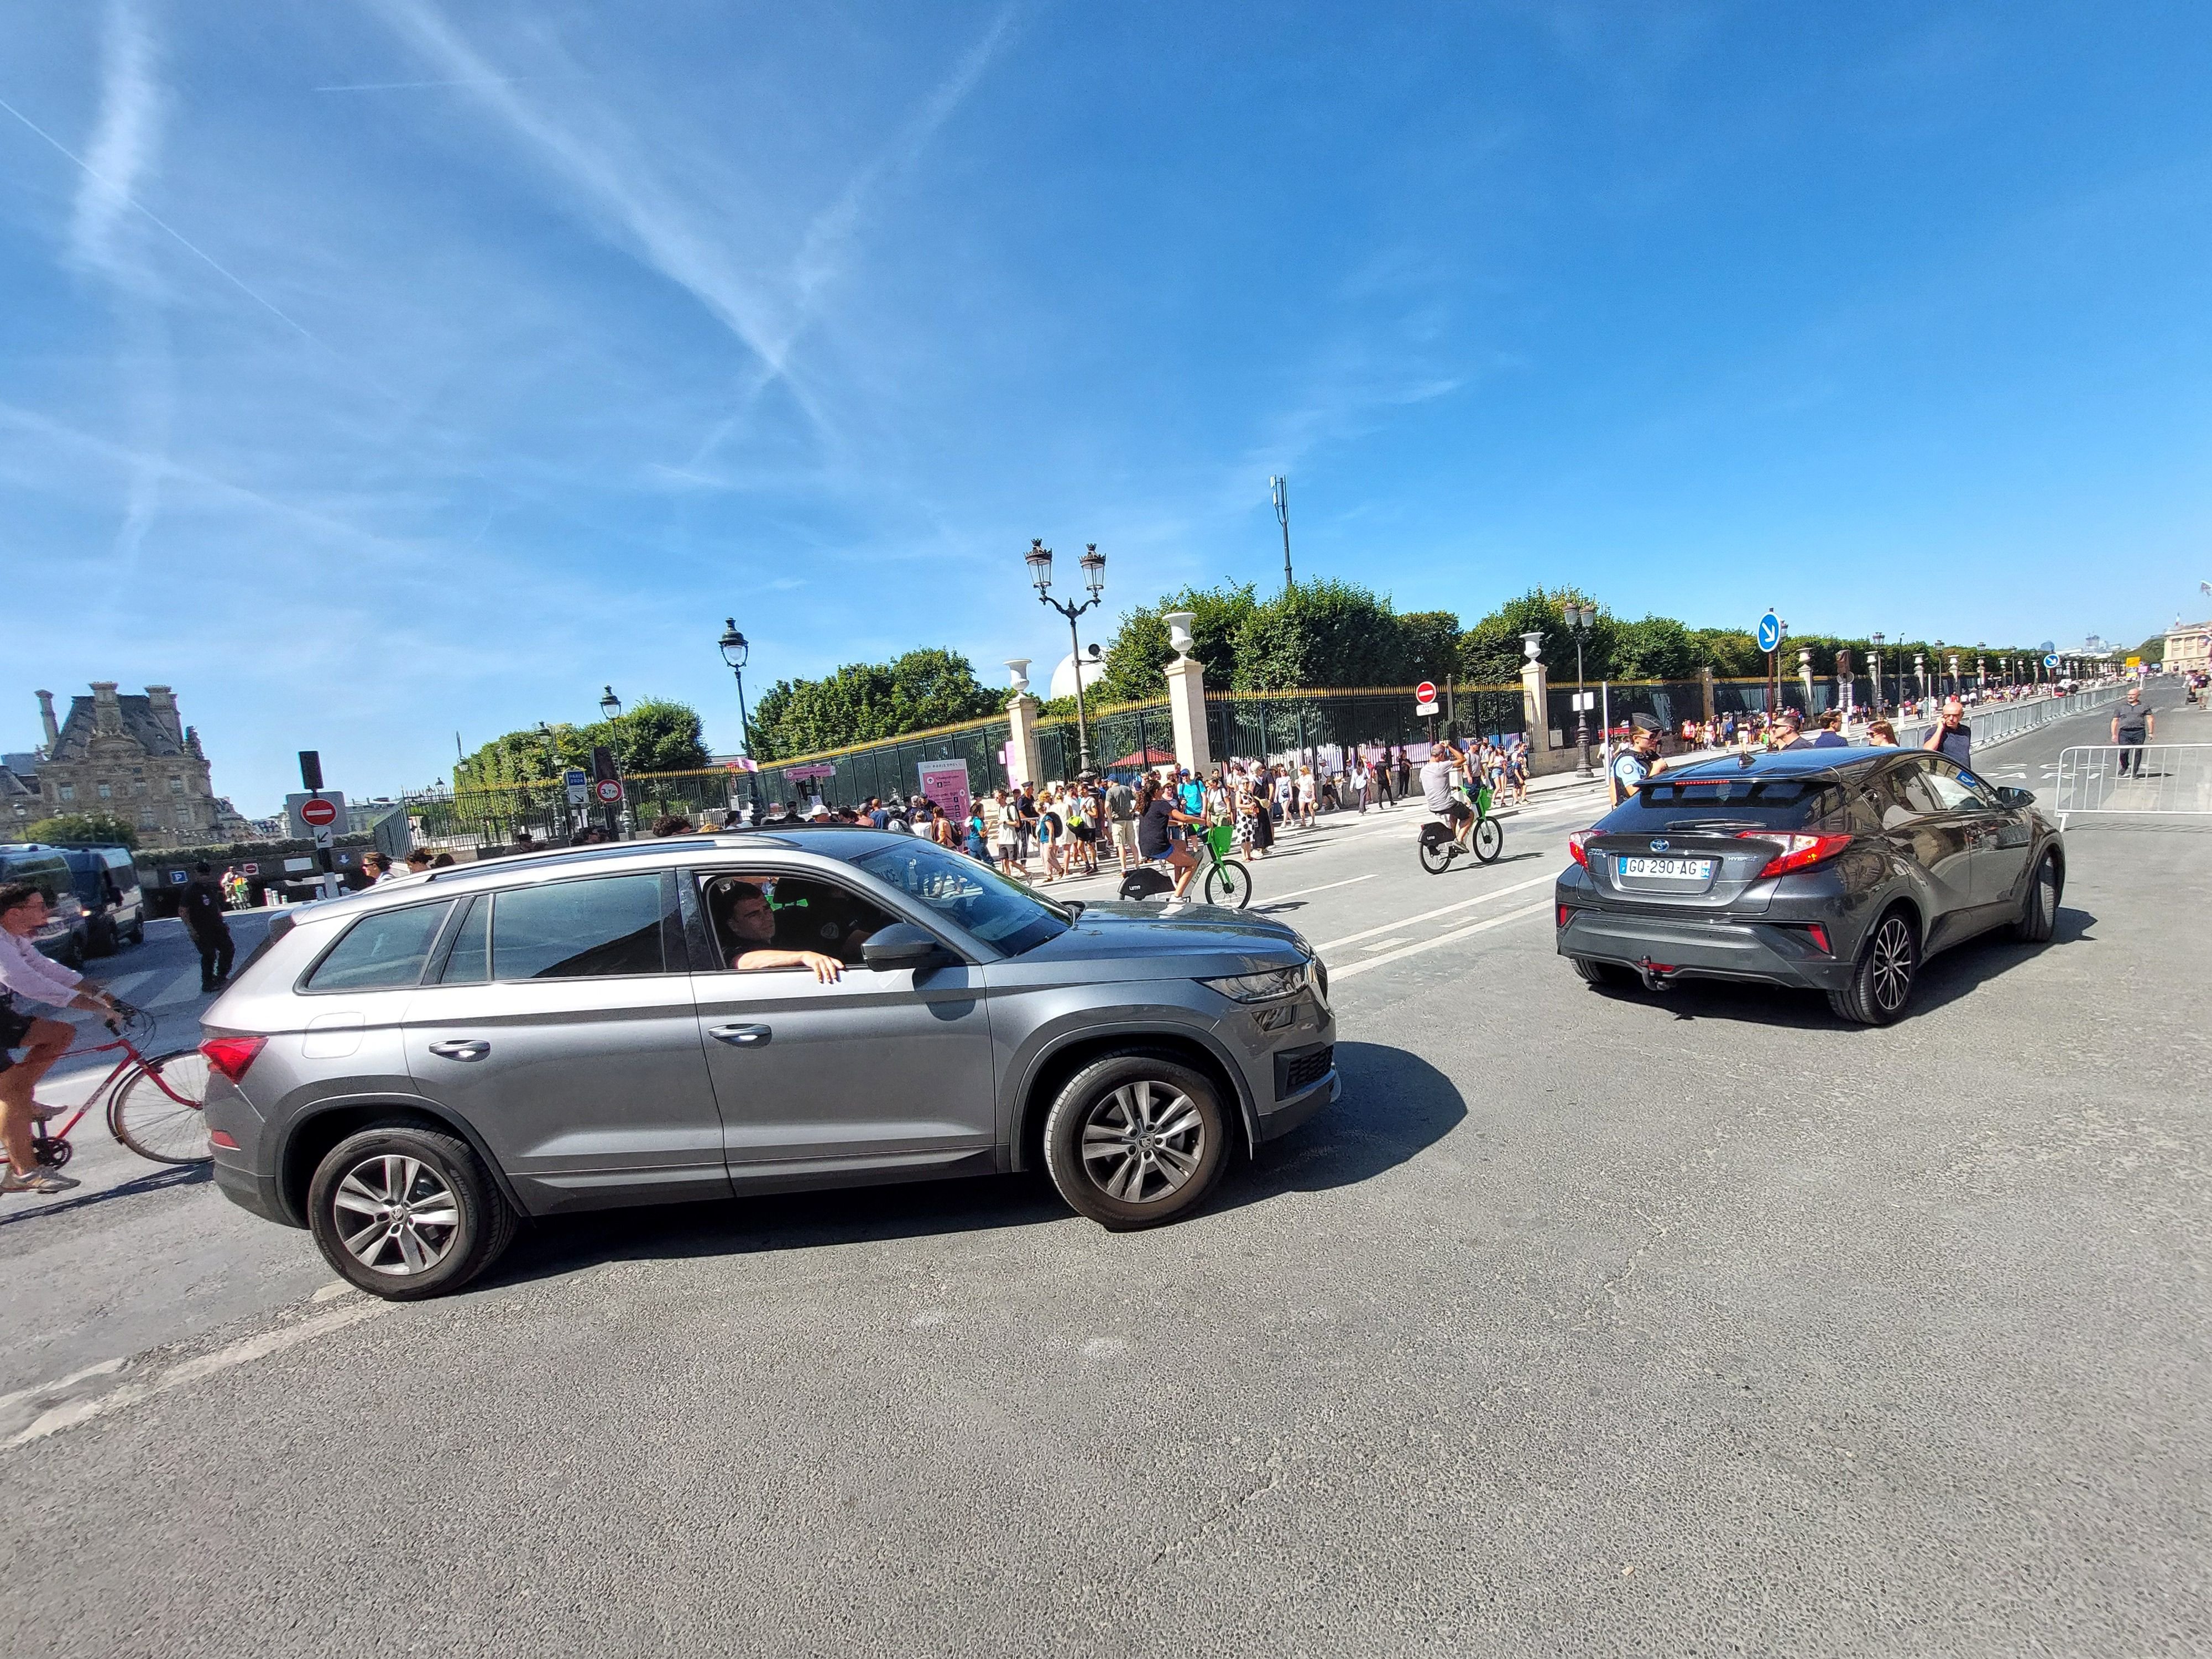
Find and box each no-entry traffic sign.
[300,797,338,828]
[1415,681,1437,704]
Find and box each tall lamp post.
[1027,539,1107,777]
[535,721,566,840]
[1563,602,1597,779]
[1869,632,1886,716]
[598,686,626,837]
[717,619,761,821]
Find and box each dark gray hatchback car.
[1555,748,2064,1024]
[198,831,1337,1298]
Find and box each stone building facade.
[22,684,237,851]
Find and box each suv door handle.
[708,1023,771,1047]
[427,1039,491,1062]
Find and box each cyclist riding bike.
[0,880,118,1195]
[1420,741,1476,851]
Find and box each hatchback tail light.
[199,1035,267,1084]
[1737,831,1851,879]
[1568,830,1595,868]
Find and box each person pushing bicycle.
[0,881,118,1194]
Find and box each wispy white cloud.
[68,0,164,286]
[368,0,826,430]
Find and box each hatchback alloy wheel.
[1868,917,1914,1014]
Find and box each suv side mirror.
[1995,786,2033,807]
[861,923,945,969]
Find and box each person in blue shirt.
[1609,723,1666,806]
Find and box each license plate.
[1618,856,1715,880]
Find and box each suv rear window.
[1604,776,1841,831]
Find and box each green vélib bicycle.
[1418,784,1504,874]
[1117,822,1253,907]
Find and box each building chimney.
[91,681,121,735]
[35,690,59,750]
[145,685,181,742]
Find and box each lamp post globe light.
[1027,539,1106,777]
[717,618,761,820]
[1562,603,1596,779]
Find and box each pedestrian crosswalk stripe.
[100,971,155,1000]
[147,969,207,1008]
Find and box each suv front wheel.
[307,1123,517,1300]
[1043,1053,1230,1230]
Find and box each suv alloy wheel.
[1043,1053,1230,1230]
[306,1123,518,1300]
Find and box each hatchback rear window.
[1603,776,1840,831]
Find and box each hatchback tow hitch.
[1635,958,1678,992]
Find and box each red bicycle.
[29,1002,212,1169]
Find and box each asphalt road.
[3,687,2205,1657]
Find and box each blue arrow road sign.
[1757,612,1781,653]
[2043,654,2058,669]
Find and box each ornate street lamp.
[1028,539,1107,776]
[718,618,760,819]
[599,685,621,722]
[1563,603,1597,779]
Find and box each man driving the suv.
[717,880,873,983]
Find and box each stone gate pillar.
[1162,613,1213,776]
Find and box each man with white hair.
[1922,697,1972,768]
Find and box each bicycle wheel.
[1203,859,1254,909]
[1473,816,1504,863]
[108,1049,213,1165]
[1417,836,1453,875]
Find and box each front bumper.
[1557,895,1853,992]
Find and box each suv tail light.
[1568,830,1595,868]
[200,1035,267,1084]
[1737,831,1851,879]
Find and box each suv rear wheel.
[1829,909,1918,1026]
[1043,1053,1229,1230]
[306,1124,517,1300]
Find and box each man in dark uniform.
[179,860,234,991]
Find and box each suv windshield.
[850,841,1071,956]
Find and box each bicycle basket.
[1203,823,1235,860]
[1475,786,1493,815]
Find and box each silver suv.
[199,830,1338,1298]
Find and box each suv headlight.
[1202,964,1309,1002]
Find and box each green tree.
[1460,588,1612,684]
[1095,582,1261,703]
[25,812,136,849]
[454,698,709,789]
[749,648,1000,760]
[1232,579,1417,690]
[1398,610,1464,686]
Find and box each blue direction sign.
[1756,612,1782,653]
[2043,654,2059,669]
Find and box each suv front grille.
[1275,1044,1333,1100]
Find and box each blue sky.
[4,2,2209,812]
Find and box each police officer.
[179,860,234,992]
[1609,719,1667,806]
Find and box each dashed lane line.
[4,1298,385,1449]
[1329,900,1552,982]
[1314,872,1554,954]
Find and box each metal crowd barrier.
[1897,683,2130,752]
[2052,744,2212,828]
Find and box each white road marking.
[98,971,155,1000]
[1361,938,1411,953]
[1256,873,1378,905]
[1329,900,1552,982]
[1315,872,1555,953]
[0,1356,125,1417]
[147,968,207,1008]
[5,1301,387,1448]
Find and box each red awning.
[1108,746,1177,768]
